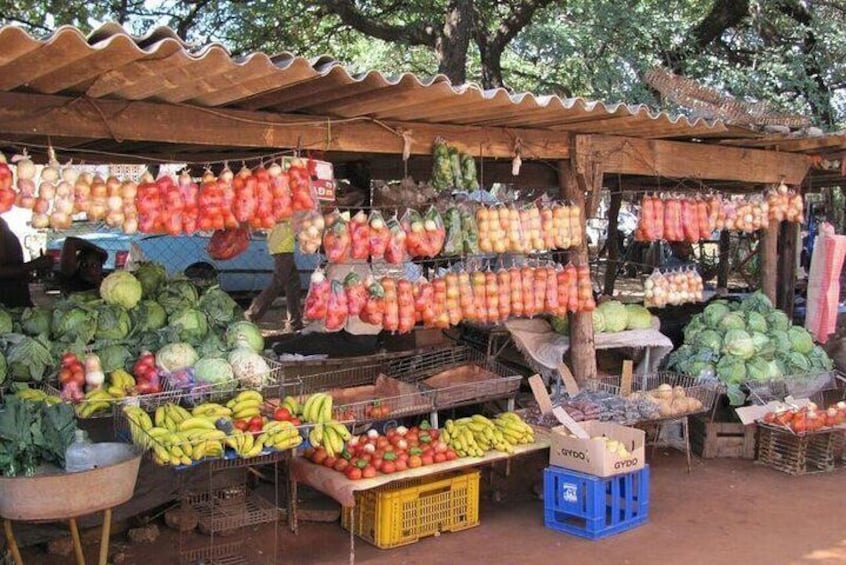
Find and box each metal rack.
[744,370,843,405]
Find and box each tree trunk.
[435,0,474,84]
[479,46,504,89]
[603,190,622,296]
[759,220,779,304]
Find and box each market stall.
[0,22,843,564]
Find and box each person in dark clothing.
[0,217,53,308]
[59,237,108,295]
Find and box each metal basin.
[0,444,142,521]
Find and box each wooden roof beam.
[0,91,570,160]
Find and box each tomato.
[421,454,434,466]
[61,353,78,366]
[234,419,249,431]
[304,447,315,459]
[433,453,447,463]
[381,461,396,474]
[59,368,73,384]
[376,437,389,449]
[362,465,377,479]
[396,452,408,463]
[312,447,328,465]
[345,466,363,480]
[333,459,349,472]
[290,417,301,426]
[371,458,383,472]
[273,407,292,421]
[71,370,85,387]
[408,455,422,468]
[405,432,418,444]
[394,459,407,472]
[323,456,337,468]
[445,450,458,461]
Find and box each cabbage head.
[198,286,242,328]
[51,304,98,343]
[156,342,198,373]
[722,329,755,359]
[168,309,209,344]
[592,310,606,333]
[194,358,234,385]
[624,304,652,330]
[688,360,716,380]
[780,351,811,374]
[766,359,785,380]
[807,345,833,371]
[716,355,747,385]
[745,311,768,334]
[157,280,198,315]
[740,291,773,314]
[0,309,13,334]
[130,300,167,332]
[769,330,791,354]
[666,345,694,374]
[134,262,167,299]
[225,321,264,353]
[719,312,746,332]
[20,306,51,336]
[228,347,271,388]
[751,332,774,359]
[596,301,628,332]
[96,344,133,373]
[95,303,132,340]
[0,351,6,384]
[100,271,143,310]
[197,332,228,358]
[766,310,790,332]
[787,327,814,354]
[683,315,706,343]
[694,329,722,353]
[703,302,730,328]
[746,357,770,381]
[551,316,569,335]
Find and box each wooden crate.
[689,416,756,459]
[756,424,845,476]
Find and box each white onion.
[15,157,36,180]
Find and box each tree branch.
[664,0,751,71]
[314,0,436,47]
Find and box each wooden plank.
[196,57,319,107]
[528,374,554,415]
[603,190,622,296]
[759,220,779,304]
[556,363,580,397]
[578,134,811,185]
[557,158,598,385]
[0,91,572,159]
[620,360,633,397]
[116,47,233,101]
[777,220,799,320]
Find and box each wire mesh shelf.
[187,484,278,533]
[745,371,842,405]
[180,540,250,565]
[163,356,285,408]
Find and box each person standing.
[58,236,108,295]
[247,220,302,330]
[0,217,53,308]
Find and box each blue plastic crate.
[543,465,649,540]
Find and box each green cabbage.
[702,302,730,328]
[592,310,606,333]
[551,316,569,335]
[225,321,264,353]
[198,286,242,328]
[95,304,132,340]
[96,344,133,373]
[0,309,12,334]
[807,345,834,371]
[722,329,755,359]
[718,312,746,331]
[745,311,768,334]
[51,304,98,344]
[694,329,722,353]
[596,301,628,332]
[228,347,271,388]
[766,310,790,332]
[740,291,773,314]
[168,309,209,344]
[787,327,814,354]
[769,330,791,354]
[157,280,198,315]
[134,262,167,299]
[100,271,143,310]
[194,358,235,385]
[197,332,229,358]
[751,332,774,358]
[0,351,6,385]
[4,334,53,382]
[780,351,811,374]
[766,359,785,380]
[666,345,694,374]
[683,315,706,343]
[746,357,770,381]
[130,300,167,332]
[716,355,747,385]
[624,304,652,329]
[156,342,198,373]
[20,306,51,336]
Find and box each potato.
[673,385,686,399]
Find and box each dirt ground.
[18,449,846,565]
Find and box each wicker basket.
[756,423,844,475]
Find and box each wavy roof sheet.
[0,23,762,143]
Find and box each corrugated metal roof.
[0,23,758,142]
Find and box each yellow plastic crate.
[341,470,480,548]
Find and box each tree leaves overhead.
[2,0,846,126]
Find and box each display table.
[290,430,551,563]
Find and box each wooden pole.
[717,231,731,291]
[603,190,623,296]
[558,158,598,385]
[777,221,799,320]
[759,220,779,303]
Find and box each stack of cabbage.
[551,300,653,335]
[0,262,268,393]
[666,291,833,405]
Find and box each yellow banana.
[235,390,263,404]
[178,417,217,432]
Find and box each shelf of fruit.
[120,390,351,468]
[758,400,846,436]
[290,411,549,506]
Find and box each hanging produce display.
[303,263,594,333]
[431,138,480,192]
[477,202,581,254]
[765,182,804,223]
[665,291,834,406]
[643,268,704,308]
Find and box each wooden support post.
[558,157,598,385]
[759,220,779,304]
[717,231,730,291]
[603,190,622,296]
[777,221,799,320]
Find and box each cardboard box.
[549,421,646,478]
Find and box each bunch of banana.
[153,403,194,432]
[145,425,227,466]
[257,421,303,451]
[76,389,118,418]
[14,388,61,405]
[441,417,489,457]
[191,402,232,419]
[301,393,332,424]
[280,396,301,417]
[123,405,153,448]
[226,390,264,420]
[107,369,136,397]
[307,420,351,457]
[493,412,535,446]
[224,429,264,458]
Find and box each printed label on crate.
[614,457,640,471]
[561,482,579,504]
[550,421,645,478]
[557,448,591,463]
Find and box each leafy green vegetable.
[745,311,768,334]
[96,343,133,373]
[0,397,76,476]
[702,302,730,328]
[134,261,167,299]
[787,327,814,354]
[739,291,773,314]
[130,300,167,333]
[750,332,774,359]
[157,279,198,315]
[95,303,132,340]
[596,301,628,332]
[718,312,746,331]
[168,309,209,344]
[156,342,199,373]
[225,321,264,353]
[716,355,747,385]
[51,303,98,344]
[20,306,51,336]
[746,357,770,381]
[0,309,12,334]
[766,310,790,332]
[683,315,706,342]
[722,329,755,359]
[551,316,569,335]
[592,310,606,333]
[0,351,6,385]
[694,329,722,354]
[624,304,652,329]
[198,286,242,328]
[3,334,54,383]
[197,331,228,358]
[100,271,143,310]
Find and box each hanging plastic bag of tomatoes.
[384,214,409,264]
[368,210,391,261]
[348,211,370,260]
[359,278,386,327]
[413,278,436,327]
[268,161,293,221]
[207,227,250,260]
[289,158,318,212]
[344,271,368,317]
[324,280,350,332]
[323,209,351,263]
[396,279,416,333]
[381,277,400,332]
[304,270,331,321]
